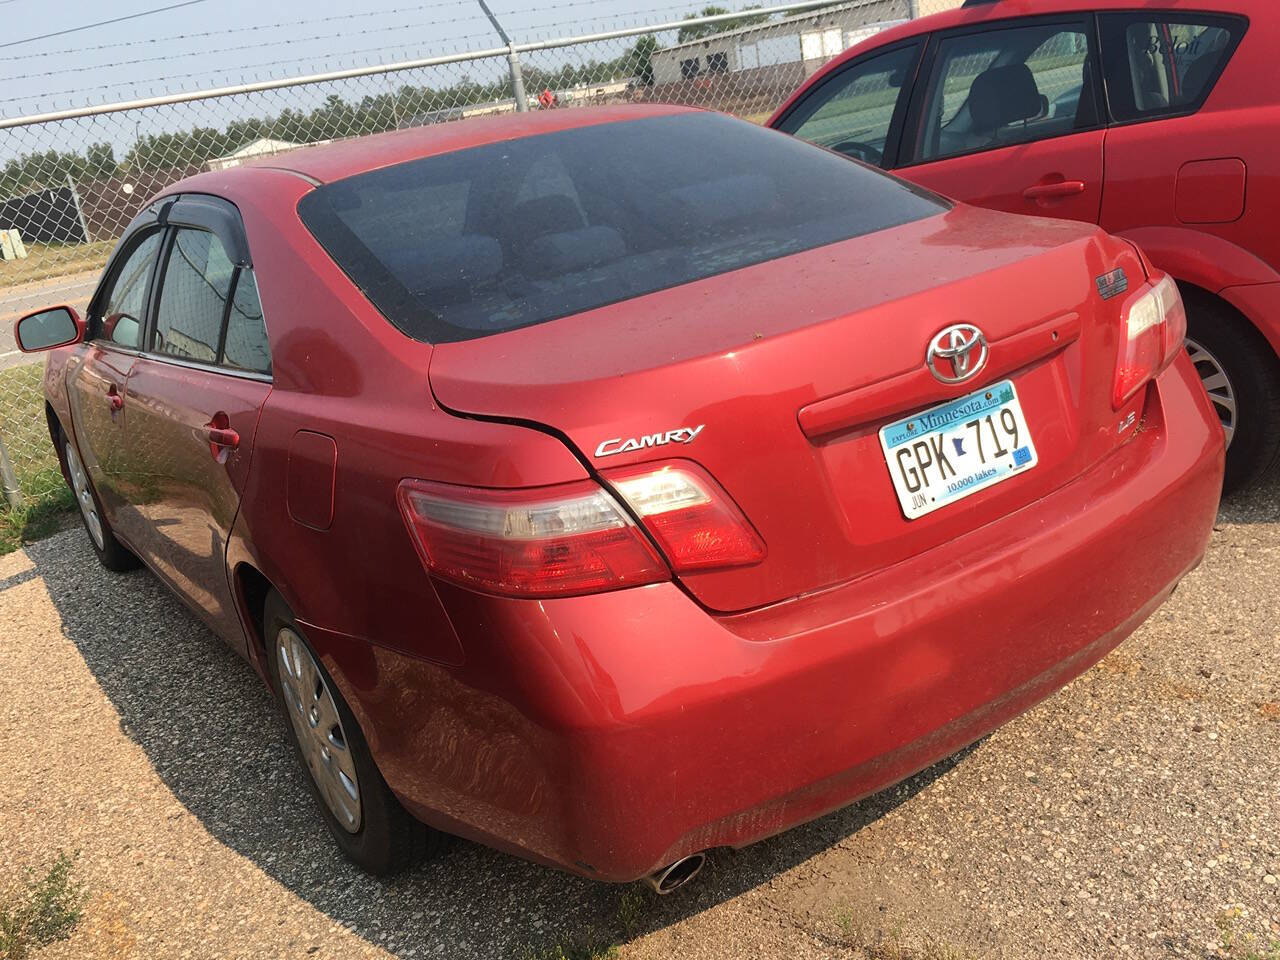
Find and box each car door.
[1095,12,1252,246]
[66,225,165,547]
[895,16,1106,224]
[772,38,926,170]
[123,196,272,642]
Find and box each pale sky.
[0,0,745,120]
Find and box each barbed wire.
[0,0,484,62]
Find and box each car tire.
[1182,288,1280,494]
[265,590,444,874]
[57,425,139,572]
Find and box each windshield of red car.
[298,111,945,344]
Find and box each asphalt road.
[1,478,1277,960]
[0,272,97,370]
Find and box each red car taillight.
[1113,273,1187,409]
[397,479,669,597]
[604,461,766,572]
[398,463,765,597]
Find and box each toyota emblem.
[926,324,988,384]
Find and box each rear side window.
[911,21,1097,164]
[298,112,945,344]
[1099,13,1245,122]
[223,269,271,374]
[776,42,922,167]
[153,228,235,363]
[150,227,272,375]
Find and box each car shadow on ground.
[27,531,973,959]
[1218,468,1280,524]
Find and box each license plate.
[879,379,1038,520]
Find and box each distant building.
[648,0,946,86]
[205,138,329,172]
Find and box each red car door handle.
[207,427,240,449]
[1024,180,1087,201]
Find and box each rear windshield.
[298,111,945,344]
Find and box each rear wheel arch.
[233,562,275,667]
[1176,282,1280,492]
[1114,226,1280,297]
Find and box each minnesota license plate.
[879,379,1038,520]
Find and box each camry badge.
[595,425,704,458]
[926,324,988,384]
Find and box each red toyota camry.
[15,105,1222,891]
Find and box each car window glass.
[913,23,1093,164]
[94,230,162,348]
[778,44,920,167]
[152,228,235,364]
[299,112,946,345]
[222,268,271,374]
[1102,16,1239,121]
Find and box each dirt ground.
[1,476,1277,960]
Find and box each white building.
[649,0,955,86]
[205,138,328,172]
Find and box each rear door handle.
[207,427,240,449]
[1023,180,1087,201]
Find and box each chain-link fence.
[0,0,960,516]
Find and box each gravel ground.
[1,477,1277,960]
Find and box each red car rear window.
[298,111,944,344]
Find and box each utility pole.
[476,0,529,112]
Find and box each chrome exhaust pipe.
[644,853,706,894]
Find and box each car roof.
[186,103,699,187]
[866,0,1253,45]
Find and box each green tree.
[677,5,769,43]
[628,34,660,86]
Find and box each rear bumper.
[314,353,1222,882]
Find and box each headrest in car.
[511,194,585,238]
[658,174,778,227]
[383,233,502,292]
[969,63,1043,132]
[523,226,626,278]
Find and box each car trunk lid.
[429,204,1146,612]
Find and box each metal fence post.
[65,172,93,244]
[508,48,530,113]
[476,0,529,112]
[0,434,22,510]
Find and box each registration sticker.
[879,379,1038,520]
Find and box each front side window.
[152,228,235,364]
[912,21,1096,164]
[93,230,163,349]
[1100,14,1244,122]
[298,112,945,345]
[776,43,922,167]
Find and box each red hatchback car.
[771,0,1276,491]
[15,105,1222,889]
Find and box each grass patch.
[834,910,975,960]
[517,886,652,960]
[0,852,86,960]
[518,942,618,960]
[1216,907,1280,960]
[0,362,75,555]
[0,240,112,286]
[0,485,76,555]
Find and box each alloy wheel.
[1185,337,1237,449]
[276,628,363,833]
[64,441,105,550]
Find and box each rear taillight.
[397,479,668,597]
[604,461,766,572]
[1113,273,1187,408]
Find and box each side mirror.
[14,305,84,353]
